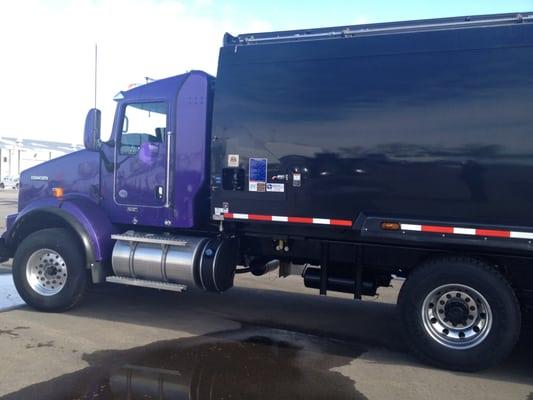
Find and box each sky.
[1,0,532,144]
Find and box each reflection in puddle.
[4,327,368,400]
[0,273,24,311]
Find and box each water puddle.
[2,326,369,400]
[0,273,24,311]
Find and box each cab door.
[114,101,170,207]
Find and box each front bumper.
[0,213,18,262]
[0,237,10,263]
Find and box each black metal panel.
[211,18,533,240]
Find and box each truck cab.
[1,70,233,306]
[14,72,213,232]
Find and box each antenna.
[91,43,100,148]
[94,43,98,110]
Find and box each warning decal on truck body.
[249,158,267,192]
[228,154,239,167]
[249,182,266,192]
[249,158,267,182]
[266,183,284,192]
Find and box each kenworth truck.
[1,12,532,371]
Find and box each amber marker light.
[381,222,401,231]
[52,187,64,198]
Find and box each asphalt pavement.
[0,190,532,400]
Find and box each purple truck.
[2,13,533,371]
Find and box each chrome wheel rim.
[25,249,68,296]
[422,284,492,349]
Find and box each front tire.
[13,228,89,311]
[398,257,521,371]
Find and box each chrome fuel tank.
[111,231,209,286]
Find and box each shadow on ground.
[74,284,533,382]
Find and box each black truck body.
[210,13,533,305]
[212,13,533,239]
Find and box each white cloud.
[0,0,270,143]
[245,19,273,33]
[193,0,214,6]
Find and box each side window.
[120,102,167,155]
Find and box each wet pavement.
[1,280,532,400]
[2,326,368,400]
[0,272,23,311]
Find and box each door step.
[106,276,187,292]
[111,231,188,247]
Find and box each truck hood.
[19,149,100,211]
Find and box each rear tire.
[398,257,521,371]
[13,228,89,311]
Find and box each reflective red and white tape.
[223,213,352,227]
[400,224,533,239]
[219,212,533,239]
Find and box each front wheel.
[398,257,521,371]
[13,228,89,311]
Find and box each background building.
[0,137,83,179]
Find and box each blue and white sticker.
[266,183,284,192]
[249,158,267,183]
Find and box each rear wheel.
[398,257,521,371]
[13,228,89,311]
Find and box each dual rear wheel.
[398,257,521,371]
